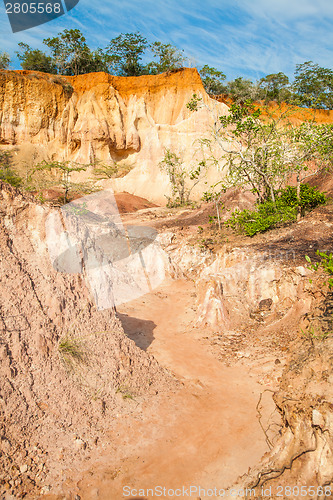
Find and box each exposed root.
[256,389,277,450]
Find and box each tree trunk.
[296,174,301,222]
[216,201,221,231]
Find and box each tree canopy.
[258,72,290,103]
[199,65,226,95]
[0,52,10,70]
[146,42,185,74]
[293,61,333,109]
[225,77,260,104]
[17,43,57,73]
[43,29,106,76]
[5,29,333,109]
[105,32,149,76]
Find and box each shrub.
[50,76,74,96]
[279,184,327,213]
[226,198,296,236]
[0,151,22,188]
[226,184,326,236]
[306,251,333,289]
[159,148,204,207]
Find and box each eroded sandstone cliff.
[0,68,228,204]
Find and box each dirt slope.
[0,183,174,499]
[114,192,158,213]
[211,95,333,124]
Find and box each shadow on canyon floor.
[116,312,156,351]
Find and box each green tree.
[293,61,333,109]
[218,102,291,203]
[226,77,260,104]
[92,159,133,179]
[16,43,57,73]
[289,122,333,218]
[0,51,10,70]
[86,48,109,73]
[32,161,91,204]
[188,94,332,230]
[259,72,291,103]
[188,97,284,203]
[199,65,226,95]
[187,96,321,205]
[43,29,105,75]
[159,148,204,207]
[145,42,185,74]
[17,32,107,75]
[105,32,149,76]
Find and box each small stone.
[296,265,308,277]
[74,438,86,450]
[20,464,28,474]
[1,438,11,453]
[312,409,325,427]
[259,298,273,311]
[40,485,51,494]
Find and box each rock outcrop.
[0,68,228,204]
[158,200,333,333]
[235,331,333,498]
[160,233,314,331]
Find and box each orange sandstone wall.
[0,68,229,203]
[211,94,333,124]
[260,102,333,125]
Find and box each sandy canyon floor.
[43,277,282,500]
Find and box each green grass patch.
[58,336,86,371]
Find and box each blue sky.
[1,0,333,82]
